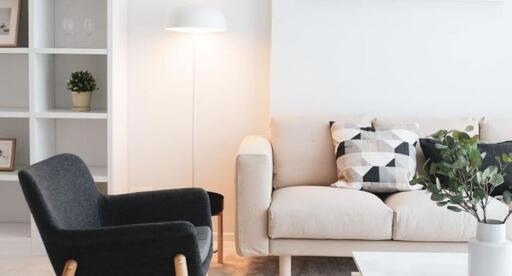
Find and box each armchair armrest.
[103,188,211,228]
[53,221,205,276]
[236,135,273,256]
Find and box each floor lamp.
[165,5,226,188]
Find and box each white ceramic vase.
[468,221,512,276]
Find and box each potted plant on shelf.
[67,71,98,112]
[413,126,512,276]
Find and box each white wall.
[272,0,512,117]
[126,0,512,234]
[126,0,271,233]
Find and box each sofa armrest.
[236,135,273,256]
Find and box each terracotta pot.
[71,91,92,112]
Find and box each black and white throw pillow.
[330,122,422,192]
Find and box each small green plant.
[413,126,512,224]
[67,71,97,92]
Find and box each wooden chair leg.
[174,254,188,276]
[62,259,77,276]
[218,212,224,264]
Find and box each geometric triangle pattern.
[330,122,422,193]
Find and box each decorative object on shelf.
[62,17,75,38]
[165,5,226,187]
[67,71,98,112]
[0,0,20,47]
[0,138,15,171]
[413,126,512,276]
[83,18,95,37]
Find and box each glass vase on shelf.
[62,18,75,42]
[83,18,95,38]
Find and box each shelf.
[0,48,108,55]
[0,108,29,118]
[0,48,30,54]
[0,165,106,182]
[35,109,107,119]
[0,222,31,243]
[0,165,26,182]
[34,48,107,55]
[90,166,107,182]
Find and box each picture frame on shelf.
[0,0,20,47]
[0,138,15,171]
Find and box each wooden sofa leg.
[62,259,77,276]
[174,254,188,276]
[279,255,291,276]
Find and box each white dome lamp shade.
[165,5,226,33]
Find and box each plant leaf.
[447,206,463,212]
[491,174,505,187]
[503,191,512,205]
[431,193,447,202]
[436,201,449,207]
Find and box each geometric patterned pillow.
[330,122,423,193]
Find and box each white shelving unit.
[33,48,108,55]
[0,0,128,255]
[35,108,108,119]
[0,108,30,118]
[0,48,30,54]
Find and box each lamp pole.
[165,5,226,189]
[191,37,197,188]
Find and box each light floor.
[0,241,358,275]
[0,241,244,276]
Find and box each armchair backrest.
[18,154,104,235]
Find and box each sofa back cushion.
[373,117,480,138]
[271,115,373,189]
[270,116,512,189]
[480,117,512,143]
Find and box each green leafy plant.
[67,71,98,92]
[412,126,512,224]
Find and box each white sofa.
[235,115,512,276]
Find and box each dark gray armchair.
[18,154,212,276]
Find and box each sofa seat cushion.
[268,186,393,240]
[386,190,512,242]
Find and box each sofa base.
[272,239,468,276]
[270,239,468,257]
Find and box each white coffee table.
[352,251,468,276]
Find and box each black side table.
[207,191,224,264]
